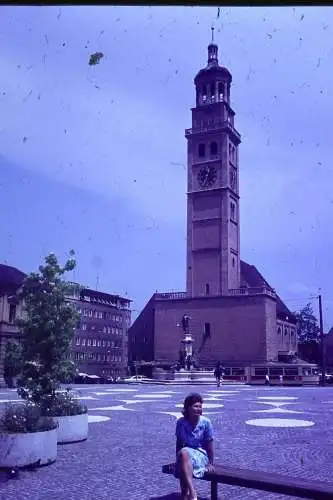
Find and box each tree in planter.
[16,251,80,413]
[3,339,23,388]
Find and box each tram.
[221,363,319,386]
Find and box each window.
[82,323,87,331]
[218,82,224,100]
[81,338,86,346]
[98,312,103,319]
[97,340,102,347]
[285,367,298,376]
[284,328,288,336]
[92,339,97,347]
[205,283,210,296]
[75,337,80,346]
[210,141,218,156]
[88,309,93,317]
[230,202,236,221]
[232,257,235,267]
[204,322,211,337]
[198,143,205,157]
[232,368,245,376]
[102,340,106,347]
[8,304,16,324]
[87,339,91,346]
[107,340,111,347]
[202,84,207,102]
[254,367,268,376]
[277,326,282,334]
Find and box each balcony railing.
[229,287,276,298]
[155,288,276,300]
[185,120,240,141]
[155,292,187,300]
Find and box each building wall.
[153,294,277,366]
[128,296,155,366]
[0,293,24,386]
[70,296,131,378]
[276,319,298,356]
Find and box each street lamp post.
[319,294,325,386]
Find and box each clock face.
[197,166,217,188]
[230,168,237,190]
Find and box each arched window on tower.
[202,84,207,103]
[198,143,206,158]
[218,82,224,101]
[210,82,216,103]
[230,202,236,221]
[210,141,218,157]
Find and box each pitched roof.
[0,263,26,292]
[240,260,295,322]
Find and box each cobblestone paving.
[1,384,333,499]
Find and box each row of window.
[198,141,218,158]
[74,352,122,362]
[199,81,224,98]
[277,326,296,336]
[74,338,122,348]
[77,307,124,323]
[80,323,123,335]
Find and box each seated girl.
[175,393,214,500]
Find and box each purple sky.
[1,6,332,327]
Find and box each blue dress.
[175,415,213,478]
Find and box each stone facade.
[0,264,26,387]
[128,37,297,371]
[68,286,131,378]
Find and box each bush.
[41,389,87,417]
[0,402,57,434]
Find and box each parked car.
[122,375,152,383]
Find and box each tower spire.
[207,26,218,67]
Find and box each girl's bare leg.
[178,449,196,499]
[179,477,189,500]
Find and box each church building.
[128,35,298,378]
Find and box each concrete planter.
[0,428,57,468]
[53,413,88,444]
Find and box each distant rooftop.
[0,263,26,292]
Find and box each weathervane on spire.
[211,24,215,43]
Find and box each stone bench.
[162,462,333,499]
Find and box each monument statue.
[179,314,194,371]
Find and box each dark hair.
[182,393,203,418]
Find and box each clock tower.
[185,32,241,297]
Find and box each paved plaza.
[1,383,333,499]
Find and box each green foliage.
[0,402,57,434]
[58,359,77,384]
[4,340,23,378]
[295,303,320,343]
[16,251,80,413]
[43,389,87,417]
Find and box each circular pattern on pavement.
[134,394,171,398]
[246,418,314,428]
[88,415,111,423]
[175,403,224,409]
[257,396,298,400]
